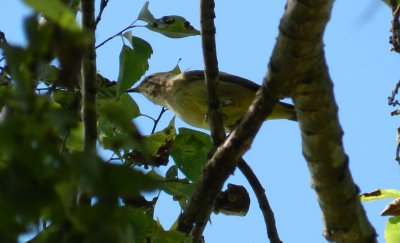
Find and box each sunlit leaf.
[143,117,176,156]
[137,1,156,23]
[137,2,200,38]
[117,37,152,94]
[385,216,400,243]
[360,189,400,202]
[170,128,211,182]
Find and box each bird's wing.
[183,70,261,92]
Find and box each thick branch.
[274,0,376,241]
[178,0,376,242]
[81,0,97,153]
[79,0,97,205]
[201,0,226,146]
[293,59,376,242]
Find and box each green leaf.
[385,216,400,243]
[138,2,200,38]
[39,64,59,85]
[117,38,152,94]
[143,117,176,156]
[360,189,400,202]
[170,128,211,182]
[137,1,157,23]
[98,96,141,150]
[65,122,83,151]
[23,0,79,31]
[147,171,195,204]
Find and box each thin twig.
[95,22,139,49]
[396,127,400,162]
[151,107,167,134]
[238,158,282,243]
[388,79,400,106]
[95,0,109,26]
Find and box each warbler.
[131,70,296,131]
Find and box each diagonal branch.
[95,0,109,26]
[273,0,376,241]
[178,0,376,242]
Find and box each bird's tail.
[268,102,297,121]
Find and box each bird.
[131,70,296,131]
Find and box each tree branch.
[237,159,281,243]
[200,0,226,146]
[275,0,376,241]
[177,0,376,242]
[178,0,227,241]
[95,0,109,26]
[79,0,97,205]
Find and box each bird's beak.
[126,87,140,93]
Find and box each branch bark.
[79,0,97,205]
[201,0,226,145]
[238,159,281,243]
[186,0,226,240]
[81,0,97,153]
[178,0,377,242]
[272,0,376,241]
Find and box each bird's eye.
[144,75,152,82]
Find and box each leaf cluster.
[0,1,223,242]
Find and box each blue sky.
[2,0,400,242]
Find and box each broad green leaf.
[360,189,400,202]
[23,0,79,31]
[39,64,59,85]
[170,128,211,182]
[120,94,141,119]
[65,122,83,151]
[143,117,176,156]
[147,171,195,203]
[137,2,200,38]
[385,216,400,243]
[117,38,152,94]
[97,96,141,150]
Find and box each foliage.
[0,0,205,242]
[361,189,400,242]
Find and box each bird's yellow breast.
[165,77,256,130]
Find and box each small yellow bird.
[132,70,296,131]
